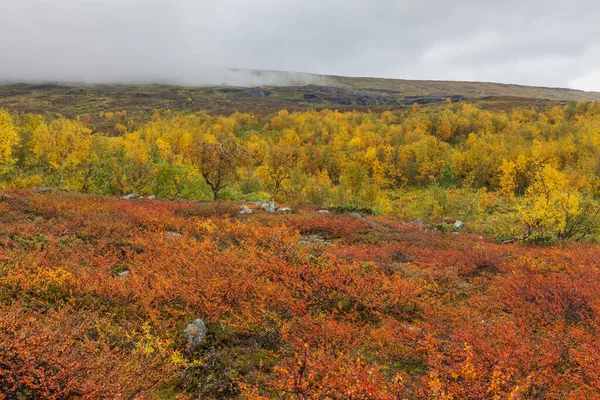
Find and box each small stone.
[239,205,253,215]
[277,207,292,213]
[183,319,208,353]
[118,270,131,278]
[299,234,331,245]
[454,220,465,230]
[33,187,53,193]
[262,201,278,213]
[165,231,184,240]
[123,193,139,200]
[349,212,363,219]
[316,209,330,215]
[408,219,425,228]
[147,195,157,200]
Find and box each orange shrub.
[1,190,600,398]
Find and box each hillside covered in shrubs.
[1,190,600,398]
[1,101,600,243]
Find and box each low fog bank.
[0,68,334,88]
[223,69,333,87]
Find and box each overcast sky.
[1,0,600,90]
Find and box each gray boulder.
[165,231,184,241]
[33,187,69,193]
[454,220,465,230]
[33,187,53,193]
[262,201,278,213]
[409,219,425,227]
[349,212,363,220]
[183,319,208,353]
[277,207,292,213]
[118,270,131,278]
[239,205,253,215]
[123,193,139,200]
[316,209,330,215]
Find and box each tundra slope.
[1,190,600,398]
[1,70,598,133]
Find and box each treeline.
[1,101,600,241]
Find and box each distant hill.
[227,69,600,102]
[2,69,600,133]
[329,75,600,102]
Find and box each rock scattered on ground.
[240,202,293,214]
[239,205,253,215]
[32,187,69,193]
[262,201,278,213]
[349,212,364,220]
[409,219,425,227]
[118,270,131,278]
[183,319,208,353]
[165,231,184,240]
[299,234,331,245]
[366,219,379,227]
[33,187,53,193]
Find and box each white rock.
[165,231,184,240]
[262,201,278,213]
[239,205,253,215]
[118,270,131,278]
[410,219,425,227]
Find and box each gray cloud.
[1,0,599,90]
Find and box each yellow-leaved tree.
[30,117,92,188]
[517,164,582,241]
[256,131,300,201]
[0,109,19,174]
